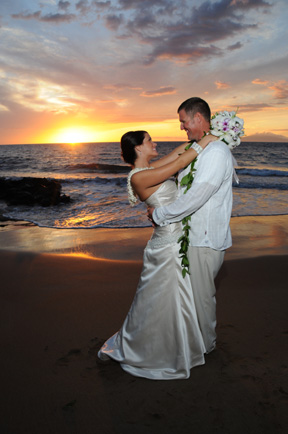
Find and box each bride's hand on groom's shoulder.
[199,134,218,149]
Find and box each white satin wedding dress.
[98,176,205,380]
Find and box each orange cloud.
[252,78,269,85]
[268,80,288,99]
[252,78,288,99]
[104,84,142,92]
[215,81,230,89]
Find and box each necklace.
[177,141,198,278]
[127,167,154,206]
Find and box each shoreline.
[1,214,288,260]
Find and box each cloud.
[0,25,107,115]
[10,0,111,25]
[76,0,90,14]
[12,11,77,23]
[0,103,9,112]
[231,103,272,112]
[104,83,142,91]
[140,86,177,97]
[41,12,77,23]
[1,73,91,115]
[215,81,231,89]
[11,11,42,20]
[252,78,288,99]
[268,80,288,99]
[252,78,269,85]
[92,1,111,10]
[145,44,222,65]
[10,0,272,63]
[227,41,243,50]
[58,1,71,11]
[105,13,124,30]
[230,0,272,10]
[117,0,171,10]
[109,0,272,64]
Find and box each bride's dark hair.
[121,131,147,165]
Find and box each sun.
[52,127,98,144]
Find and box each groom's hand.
[147,206,157,227]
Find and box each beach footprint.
[56,348,82,366]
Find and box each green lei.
[176,141,197,278]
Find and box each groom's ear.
[195,112,204,124]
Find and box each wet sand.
[0,216,287,433]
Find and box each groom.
[148,97,234,353]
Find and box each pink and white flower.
[210,110,244,149]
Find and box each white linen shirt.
[153,140,234,251]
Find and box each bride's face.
[140,133,158,159]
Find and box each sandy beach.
[0,215,287,434]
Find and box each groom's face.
[178,109,202,141]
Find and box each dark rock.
[0,177,71,207]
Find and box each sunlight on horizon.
[45,120,184,145]
[51,127,99,144]
[3,113,288,146]
[33,108,288,146]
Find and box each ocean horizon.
[0,141,287,229]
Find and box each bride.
[98,131,216,380]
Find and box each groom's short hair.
[178,97,211,122]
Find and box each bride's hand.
[147,206,157,227]
[198,133,218,149]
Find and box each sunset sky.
[1,0,287,144]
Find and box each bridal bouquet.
[210,110,244,149]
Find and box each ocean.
[0,141,287,229]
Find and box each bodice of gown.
[145,179,182,249]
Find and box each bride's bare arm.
[151,142,190,168]
[132,135,217,201]
[151,134,214,169]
